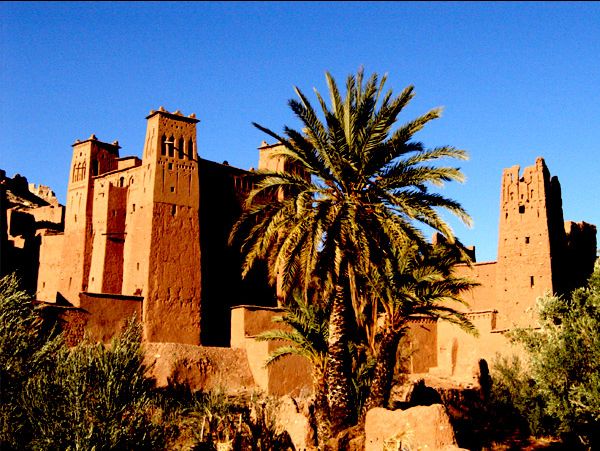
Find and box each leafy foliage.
[22,320,164,450]
[492,261,600,449]
[186,390,293,451]
[232,68,471,434]
[0,274,294,450]
[256,296,329,374]
[0,273,62,449]
[0,274,164,450]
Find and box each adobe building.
[1,109,596,391]
[407,157,597,380]
[2,108,289,348]
[0,170,64,293]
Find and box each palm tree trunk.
[326,283,355,435]
[360,325,401,423]
[312,369,330,446]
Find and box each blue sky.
[1,2,599,262]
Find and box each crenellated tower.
[122,108,202,344]
[495,157,566,327]
[58,135,120,305]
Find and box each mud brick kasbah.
[1,108,596,393]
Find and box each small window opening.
[92,160,98,176]
[136,262,140,270]
[525,236,530,244]
[518,205,525,214]
[168,135,175,158]
[42,281,46,288]
[178,137,184,159]
[505,212,508,220]
[171,205,177,216]
[119,176,124,187]
[188,138,194,160]
[170,186,175,193]
[132,204,136,212]
[161,135,167,156]
[530,276,535,287]
[168,163,173,170]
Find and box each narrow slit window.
[178,138,184,159]
[161,135,167,156]
[188,138,194,160]
[168,135,175,158]
[530,276,535,287]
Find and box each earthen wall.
[141,111,202,345]
[406,318,438,373]
[78,292,142,343]
[36,231,64,302]
[453,261,497,312]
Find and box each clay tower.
[58,136,120,305]
[123,108,202,344]
[495,157,565,327]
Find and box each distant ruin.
[407,157,596,379]
[1,109,596,391]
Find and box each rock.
[144,342,256,393]
[275,395,315,450]
[325,425,364,451]
[365,404,459,451]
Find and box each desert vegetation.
[231,68,476,444]
[2,68,598,451]
[0,273,293,450]
[485,261,600,450]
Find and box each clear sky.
[1,2,599,262]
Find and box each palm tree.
[255,296,331,445]
[231,68,471,434]
[359,240,478,421]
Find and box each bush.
[0,274,164,450]
[22,320,165,450]
[491,262,600,449]
[0,273,61,449]
[185,390,294,451]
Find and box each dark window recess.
[519,205,525,214]
[525,236,530,244]
[530,276,535,287]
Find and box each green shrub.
[491,262,600,449]
[0,273,61,449]
[0,273,164,450]
[22,320,165,450]
[186,391,293,451]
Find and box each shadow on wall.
[198,160,276,347]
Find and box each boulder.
[365,404,462,451]
[144,342,256,392]
[274,395,315,451]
